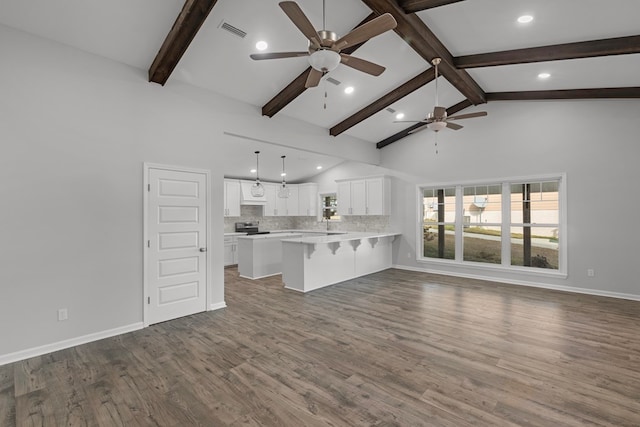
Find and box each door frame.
[143,162,211,327]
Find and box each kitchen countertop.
[226,230,348,236]
[281,231,400,245]
[237,232,304,240]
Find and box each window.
[320,193,340,221]
[510,181,560,269]
[420,175,564,273]
[462,184,502,264]
[423,187,455,259]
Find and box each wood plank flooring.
[1,268,639,426]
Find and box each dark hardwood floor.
[2,267,640,426]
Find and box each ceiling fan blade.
[446,121,463,130]
[279,1,320,47]
[332,13,397,50]
[433,106,447,119]
[250,52,309,60]
[305,68,323,88]
[448,111,488,120]
[339,54,385,76]
[408,123,430,135]
[394,120,427,123]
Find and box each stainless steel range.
[234,222,270,235]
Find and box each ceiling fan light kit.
[308,49,341,72]
[427,121,447,132]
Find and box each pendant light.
[251,151,265,197]
[278,155,290,198]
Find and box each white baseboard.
[0,322,144,366]
[391,264,640,302]
[209,301,227,311]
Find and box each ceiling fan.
[250,1,397,88]
[396,58,488,133]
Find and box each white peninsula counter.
[237,233,303,279]
[281,232,400,293]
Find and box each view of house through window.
[423,187,455,260]
[321,193,340,221]
[421,177,562,271]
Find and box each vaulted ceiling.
[147,0,640,149]
[1,0,639,179]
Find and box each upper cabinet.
[263,182,277,217]
[336,176,391,216]
[264,183,300,216]
[226,180,318,217]
[298,183,318,217]
[224,179,241,217]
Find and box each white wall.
[0,24,379,361]
[379,99,640,299]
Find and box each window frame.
[416,173,567,277]
[318,192,341,222]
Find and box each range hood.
[240,182,267,205]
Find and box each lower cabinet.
[224,235,238,266]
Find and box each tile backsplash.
[224,205,390,233]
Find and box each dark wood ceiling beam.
[456,35,640,69]
[376,99,472,148]
[399,0,466,13]
[360,0,485,105]
[330,68,435,136]
[487,87,640,101]
[262,13,377,118]
[149,0,219,85]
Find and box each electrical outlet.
[587,269,595,277]
[58,308,68,321]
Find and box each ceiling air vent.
[326,77,341,86]
[219,21,247,39]
[386,107,396,114]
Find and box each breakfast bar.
[281,232,400,293]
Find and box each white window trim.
[416,173,567,277]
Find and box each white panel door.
[147,167,207,325]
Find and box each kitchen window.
[320,193,340,221]
[419,175,565,274]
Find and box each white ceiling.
[1,0,639,179]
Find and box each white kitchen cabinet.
[297,183,318,216]
[263,183,278,216]
[286,185,299,216]
[336,176,390,216]
[265,183,299,216]
[224,235,239,266]
[224,179,241,217]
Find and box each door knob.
[199,248,207,252]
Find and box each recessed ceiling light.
[250,169,257,173]
[395,113,405,120]
[517,15,534,24]
[344,86,354,94]
[316,165,323,170]
[538,72,551,79]
[255,41,268,51]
